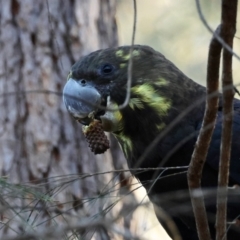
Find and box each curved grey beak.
[63,78,101,122]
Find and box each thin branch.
[216,1,238,240]
[195,0,240,61]
[108,0,137,111]
[187,25,223,240]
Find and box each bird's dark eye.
[80,79,86,85]
[101,64,114,75]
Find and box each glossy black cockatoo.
[63,45,240,239]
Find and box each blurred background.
[116,0,240,89]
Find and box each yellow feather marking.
[154,78,169,86]
[129,97,144,110]
[120,63,126,68]
[131,83,171,116]
[116,49,124,58]
[100,101,123,132]
[114,133,133,159]
[122,54,130,61]
[113,110,123,130]
[132,50,140,57]
[116,50,140,61]
[156,123,166,131]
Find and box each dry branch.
[187,25,222,240]
[216,1,238,240]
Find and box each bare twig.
[195,0,240,61]
[108,0,137,111]
[187,25,223,240]
[216,1,238,240]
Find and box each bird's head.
[63,45,204,159]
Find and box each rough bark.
[0,1,136,239]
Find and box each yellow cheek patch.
[131,83,171,116]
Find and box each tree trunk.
[0,0,125,238]
[0,1,169,239]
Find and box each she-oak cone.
[82,120,110,154]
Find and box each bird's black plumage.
[63,45,240,239]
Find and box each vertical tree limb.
[216,1,238,240]
[187,25,222,240]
